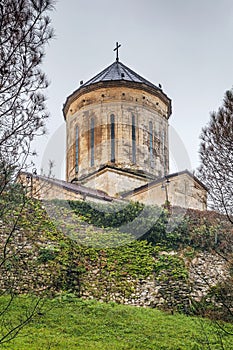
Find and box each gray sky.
[37,0,233,179]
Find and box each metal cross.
[114,42,121,61]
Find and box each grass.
[1,296,233,349]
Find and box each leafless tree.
[199,89,233,224]
[0,0,54,181]
[0,0,54,343]
[198,89,233,346]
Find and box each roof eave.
[122,169,208,198]
[63,80,172,119]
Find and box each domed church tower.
[63,44,172,197]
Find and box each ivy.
[154,254,188,281]
[37,246,59,263]
[47,199,231,254]
[66,200,144,228]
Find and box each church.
[21,44,207,210]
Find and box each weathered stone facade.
[19,169,207,210]
[81,166,148,197]
[65,85,170,186]
[19,172,117,203]
[123,170,207,211]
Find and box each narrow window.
[75,126,79,173]
[110,114,115,162]
[132,115,136,163]
[90,118,94,166]
[162,129,167,175]
[149,121,153,163]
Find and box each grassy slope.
[1,298,233,350]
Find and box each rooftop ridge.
[81,60,159,90]
[82,61,116,87]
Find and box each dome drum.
[64,60,171,197]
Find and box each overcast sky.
[37,0,233,179]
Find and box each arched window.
[162,129,167,175]
[149,121,153,163]
[132,115,136,163]
[75,126,79,173]
[110,114,115,162]
[90,118,94,166]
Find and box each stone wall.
[81,274,192,311]
[0,199,227,311]
[188,251,229,299]
[0,232,228,311]
[0,224,59,294]
[80,251,228,311]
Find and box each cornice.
[63,80,172,119]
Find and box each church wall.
[65,86,170,188]
[125,173,207,210]
[18,171,207,212]
[19,174,83,201]
[80,167,148,197]
[18,174,114,204]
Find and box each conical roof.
[81,60,159,90]
[63,59,171,118]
